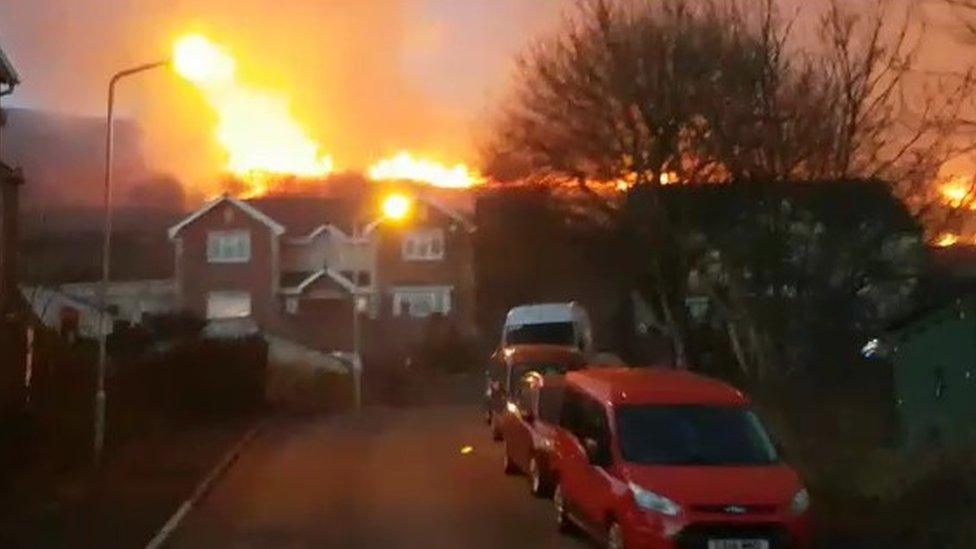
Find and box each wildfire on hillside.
[936,233,961,248]
[933,176,976,248]
[175,36,486,196]
[940,177,976,210]
[368,152,485,189]
[174,35,334,198]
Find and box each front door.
[557,390,615,533]
[572,395,615,531]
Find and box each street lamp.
[95,59,169,465]
[348,193,413,411]
[94,35,227,464]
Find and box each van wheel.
[606,521,624,549]
[554,483,574,534]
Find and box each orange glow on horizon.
[368,152,484,189]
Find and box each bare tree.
[486,0,808,366]
[819,1,973,202]
[486,0,975,376]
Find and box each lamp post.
[93,36,241,463]
[347,193,413,411]
[351,293,368,411]
[94,60,168,465]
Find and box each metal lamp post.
[94,60,169,465]
[351,293,368,411]
[348,194,412,411]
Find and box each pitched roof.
[280,271,319,289]
[279,268,359,296]
[245,196,358,237]
[419,195,476,232]
[0,46,19,86]
[168,195,286,239]
[169,192,475,241]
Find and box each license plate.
[707,540,769,549]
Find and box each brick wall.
[174,202,276,325]
[374,203,476,331]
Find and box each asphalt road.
[171,404,591,548]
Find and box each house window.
[207,230,251,264]
[285,297,299,315]
[206,291,252,319]
[392,287,452,318]
[402,229,445,261]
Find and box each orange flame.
[660,171,680,185]
[939,176,976,210]
[368,152,484,189]
[174,35,334,197]
[935,233,960,247]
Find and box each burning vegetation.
[174,35,335,198]
[174,35,485,198]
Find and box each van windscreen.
[506,322,575,346]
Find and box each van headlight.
[629,483,681,516]
[790,488,810,515]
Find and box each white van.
[501,303,594,357]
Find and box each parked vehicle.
[501,303,594,358]
[550,368,811,549]
[484,344,584,440]
[499,372,566,497]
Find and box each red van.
[550,368,811,549]
[499,373,566,496]
[485,345,584,440]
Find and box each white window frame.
[206,291,252,320]
[207,230,251,264]
[401,229,445,262]
[392,286,452,318]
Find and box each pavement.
[170,404,592,548]
[0,420,253,549]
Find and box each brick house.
[167,192,476,354]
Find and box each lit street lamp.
[94,35,227,464]
[348,193,413,411]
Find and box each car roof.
[505,303,580,325]
[566,367,749,407]
[503,344,584,367]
